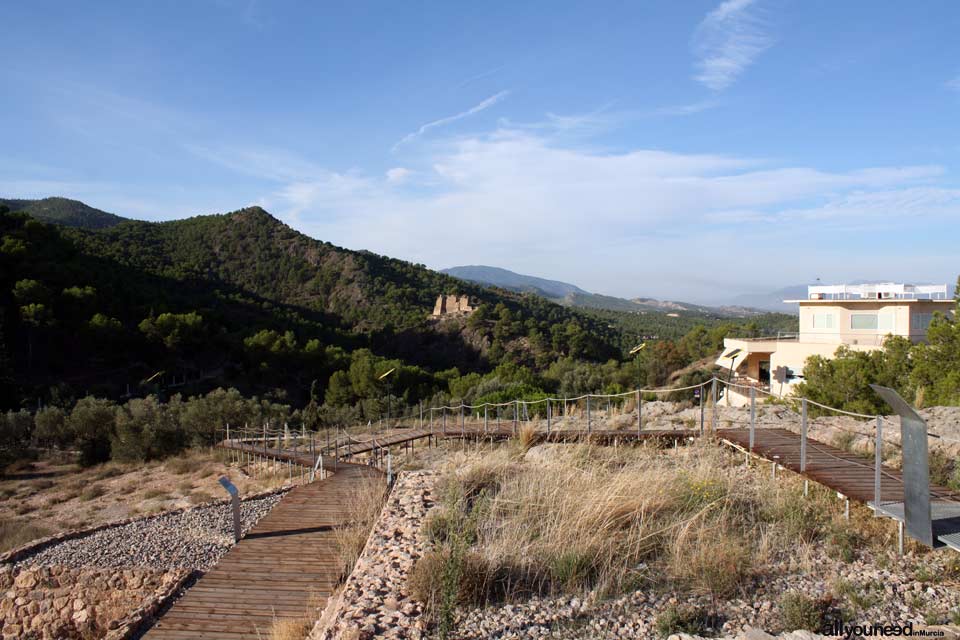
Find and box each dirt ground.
[0,448,301,553]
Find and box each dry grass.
[266,617,314,640]
[0,519,52,553]
[515,424,538,453]
[332,476,388,580]
[412,439,889,615]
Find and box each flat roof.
[784,298,955,304]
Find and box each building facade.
[717,283,954,406]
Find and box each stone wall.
[0,565,191,640]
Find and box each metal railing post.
[637,391,642,436]
[513,400,518,435]
[484,405,488,434]
[710,379,718,431]
[699,384,704,436]
[460,404,465,432]
[874,415,882,515]
[587,396,592,434]
[546,399,551,434]
[749,387,756,452]
[800,398,808,472]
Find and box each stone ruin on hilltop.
[432,294,475,317]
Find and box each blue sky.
[2,1,959,303]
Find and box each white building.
[717,283,955,406]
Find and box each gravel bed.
[15,493,283,572]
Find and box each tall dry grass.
[333,476,388,580]
[413,439,887,612]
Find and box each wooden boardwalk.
[143,444,382,640]
[718,428,960,505]
[331,427,695,458]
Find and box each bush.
[654,604,711,637]
[34,406,68,448]
[423,508,456,545]
[780,592,826,632]
[112,395,185,461]
[408,548,491,614]
[825,524,862,563]
[67,397,117,466]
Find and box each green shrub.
[548,549,597,592]
[825,525,862,563]
[423,509,456,545]
[780,592,825,632]
[654,604,710,638]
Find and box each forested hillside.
[0,205,626,408]
[0,197,125,229]
[0,200,806,464]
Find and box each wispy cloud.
[455,65,506,89]
[393,90,510,151]
[947,74,960,92]
[692,0,773,91]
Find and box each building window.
[851,313,878,330]
[812,312,835,329]
[912,313,933,334]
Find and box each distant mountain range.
[0,197,125,229]
[442,265,768,318]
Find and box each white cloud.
[393,91,510,151]
[386,167,412,184]
[190,118,957,300]
[947,74,960,92]
[692,0,773,91]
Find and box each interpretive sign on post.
[218,476,242,543]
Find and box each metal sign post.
[870,385,934,548]
[217,476,242,543]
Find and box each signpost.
[218,476,242,543]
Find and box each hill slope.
[0,205,620,408]
[1,197,126,229]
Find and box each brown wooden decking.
[718,427,960,505]
[143,447,382,640]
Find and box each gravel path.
[15,493,283,572]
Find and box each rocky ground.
[14,493,283,572]
[452,545,960,639]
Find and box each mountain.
[0,204,620,408]
[442,265,588,299]
[443,265,766,318]
[0,197,126,229]
[729,285,809,313]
